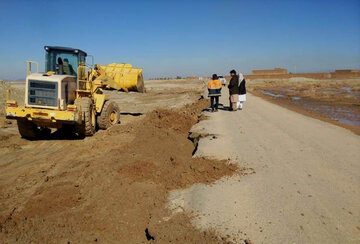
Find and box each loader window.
[45,51,78,76]
[79,54,85,64]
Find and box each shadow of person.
[218,106,232,111]
[202,108,212,112]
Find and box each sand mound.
[0,99,238,243]
[0,80,24,117]
[0,80,9,116]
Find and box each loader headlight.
[74,49,79,53]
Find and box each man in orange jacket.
[207,74,222,112]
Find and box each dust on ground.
[106,79,206,114]
[0,79,204,127]
[0,79,239,243]
[248,78,360,135]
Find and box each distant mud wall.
[228,68,360,80]
[244,73,331,80]
[252,68,288,75]
[330,72,360,79]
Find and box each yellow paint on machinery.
[94,93,107,113]
[6,106,79,124]
[5,46,131,138]
[95,63,144,92]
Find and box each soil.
[0,80,238,243]
[170,89,360,243]
[248,78,360,135]
[0,81,24,129]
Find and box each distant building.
[243,67,360,80]
[334,69,360,74]
[252,68,288,75]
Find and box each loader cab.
[44,46,87,76]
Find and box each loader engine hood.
[25,73,76,110]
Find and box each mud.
[248,78,360,135]
[0,97,238,243]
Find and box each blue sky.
[0,0,359,80]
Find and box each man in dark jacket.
[237,73,247,110]
[228,70,239,111]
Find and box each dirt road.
[1,79,359,243]
[0,79,238,243]
[169,89,360,243]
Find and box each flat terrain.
[170,88,360,243]
[248,77,360,134]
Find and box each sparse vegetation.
[0,81,24,116]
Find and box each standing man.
[237,73,247,110]
[207,74,222,112]
[228,70,239,111]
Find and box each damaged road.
[0,79,238,243]
[169,89,360,243]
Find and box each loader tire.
[97,100,120,130]
[74,97,96,137]
[17,119,40,139]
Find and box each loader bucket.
[96,63,144,92]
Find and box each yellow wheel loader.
[5,46,142,139]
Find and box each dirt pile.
[0,81,24,128]
[0,81,9,128]
[0,99,238,243]
[0,80,9,115]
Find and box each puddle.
[300,102,360,128]
[342,86,352,93]
[334,118,360,126]
[260,90,301,101]
[260,90,284,98]
[279,87,294,92]
[257,88,360,128]
[341,86,360,99]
